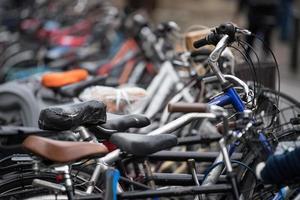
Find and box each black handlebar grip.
[190,49,212,57]
[193,38,209,49]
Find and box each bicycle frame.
[94,35,247,199]
[84,34,248,199]
[24,32,258,199]
[80,112,217,194]
[159,74,252,127]
[133,60,192,119]
[198,35,246,199]
[209,87,245,112]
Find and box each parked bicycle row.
[0,1,299,200]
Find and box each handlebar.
[168,102,209,113]
[207,35,229,85]
[190,48,212,57]
[193,23,251,49]
[193,33,222,49]
[216,121,236,134]
[168,103,227,117]
[202,74,253,103]
[193,38,209,49]
[193,23,252,89]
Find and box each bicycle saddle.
[57,76,107,98]
[22,135,108,163]
[39,100,106,131]
[102,113,150,131]
[110,133,177,156]
[41,69,88,88]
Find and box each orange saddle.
[42,69,88,88]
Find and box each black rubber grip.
[193,38,209,49]
[190,49,212,57]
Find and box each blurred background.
[0,0,299,97]
[113,0,300,98]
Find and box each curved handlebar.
[168,102,209,113]
[193,38,209,49]
[193,23,250,49]
[193,33,223,49]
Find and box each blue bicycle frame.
[209,87,245,113]
[208,86,245,156]
[208,85,285,200]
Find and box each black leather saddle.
[110,133,177,156]
[102,113,150,131]
[39,100,106,131]
[57,76,107,98]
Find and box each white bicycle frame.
[85,112,217,194]
[133,60,194,119]
[133,47,235,120]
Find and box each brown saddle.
[22,135,108,163]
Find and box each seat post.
[75,126,108,194]
[86,161,108,194]
[77,126,94,142]
[54,165,74,200]
[76,126,106,194]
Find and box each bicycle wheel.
[234,89,300,199]
[0,166,104,200]
[257,88,300,141]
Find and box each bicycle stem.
[208,35,229,86]
[203,74,253,103]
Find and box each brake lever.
[236,28,252,36]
